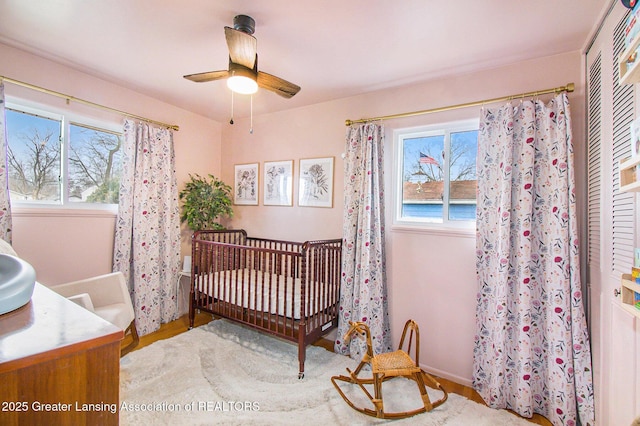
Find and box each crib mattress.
[194,268,331,319]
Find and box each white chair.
[51,272,139,356]
[0,238,17,256]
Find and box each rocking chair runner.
[331,319,448,419]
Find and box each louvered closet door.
[586,2,640,424]
[588,52,601,277]
[586,28,609,426]
[611,13,639,425]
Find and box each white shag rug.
[120,319,533,425]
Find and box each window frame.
[392,118,478,234]
[5,97,123,213]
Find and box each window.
[394,120,478,228]
[5,103,122,208]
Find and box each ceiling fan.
[183,15,301,99]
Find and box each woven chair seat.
[371,350,420,376]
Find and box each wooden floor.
[123,312,551,426]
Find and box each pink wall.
[224,51,586,385]
[221,102,348,241]
[1,40,585,385]
[0,42,222,285]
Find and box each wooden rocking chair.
[331,319,448,419]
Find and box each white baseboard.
[419,363,473,389]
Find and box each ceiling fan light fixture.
[227,75,258,94]
[184,15,300,99]
[227,67,258,94]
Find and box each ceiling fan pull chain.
[230,91,234,125]
[249,94,254,134]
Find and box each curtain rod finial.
[345,119,353,126]
[566,82,575,93]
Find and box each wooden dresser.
[0,283,123,425]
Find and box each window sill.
[12,206,117,218]
[390,223,476,238]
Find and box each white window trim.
[5,97,122,212]
[391,118,478,235]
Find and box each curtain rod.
[0,75,180,131]
[345,82,575,126]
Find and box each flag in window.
[419,152,439,165]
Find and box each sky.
[402,129,478,182]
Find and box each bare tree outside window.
[5,107,122,206]
[68,124,122,204]
[6,110,61,202]
[403,132,477,184]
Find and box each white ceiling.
[0,0,611,123]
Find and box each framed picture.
[263,160,293,206]
[234,163,259,205]
[298,157,334,208]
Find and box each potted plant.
[179,174,233,231]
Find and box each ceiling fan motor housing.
[228,61,257,79]
[233,15,255,35]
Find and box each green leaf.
[179,174,233,231]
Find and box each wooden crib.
[189,229,342,378]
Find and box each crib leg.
[188,301,195,330]
[298,324,306,380]
[298,351,305,380]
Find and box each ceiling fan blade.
[183,70,229,83]
[257,72,301,99]
[225,26,257,69]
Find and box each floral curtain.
[473,93,594,425]
[0,83,12,243]
[113,119,181,336]
[335,123,392,359]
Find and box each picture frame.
[298,157,334,208]
[263,160,293,206]
[234,163,259,205]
